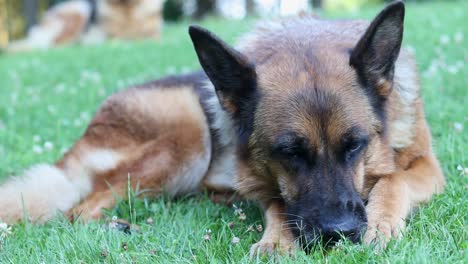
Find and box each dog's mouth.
[286,217,368,250]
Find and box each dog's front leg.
[364,153,445,248]
[250,200,296,257]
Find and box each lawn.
[0,1,466,263]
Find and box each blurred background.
[0,0,435,48]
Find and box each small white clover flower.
[0,221,12,240]
[108,216,119,229]
[238,212,246,221]
[440,35,450,45]
[453,122,463,133]
[47,105,57,115]
[203,233,211,241]
[73,119,82,127]
[33,145,43,154]
[33,135,41,142]
[233,205,243,216]
[231,236,240,244]
[181,66,191,74]
[456,165,468,176]
[447,65,459,75]
[165,66,177,75]
[44,141,54,151]
[55,83,66,93]
[454,32,464,43]
[98,88,106,96]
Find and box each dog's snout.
[288,192,368,248]
[319,215,365,244]
[319,196,367,244]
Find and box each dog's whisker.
[277,212,304,219]
[282,219,300,223]
[281,223,299,228]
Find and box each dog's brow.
[273,132,303,148]
[343,126,368,139]
[271,132,310,153]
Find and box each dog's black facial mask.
[282,2,405,249]
[273,129,368,248]
[281,2,405,249]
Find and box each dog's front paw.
[249,238,295,258]
[363,216,405,249]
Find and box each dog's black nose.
[318,196,367,244]
[320,217,365,244]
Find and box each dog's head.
[190,1,404,248]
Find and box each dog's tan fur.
[0,1,445,256]
[61,86,212,220]
[98,0,164,40]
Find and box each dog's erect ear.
[189,25,256,115]
[350,1,405,97]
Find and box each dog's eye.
[277,145,303,159]
[272,144,307,162]
[272,133,308,160]
[286,149,304,160]
[347,141,362,153]
[344,137,368,159]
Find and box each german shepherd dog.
[0,1,445,255]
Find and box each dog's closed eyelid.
[271,144,303,159]
[341,126,369,148]
[271,133,309,157]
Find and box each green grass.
[0,1,466,263]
